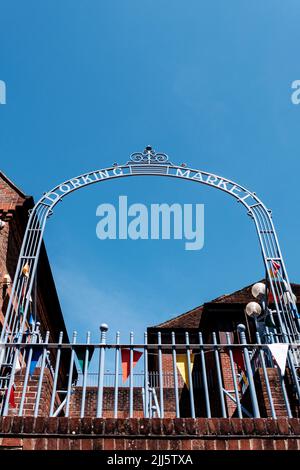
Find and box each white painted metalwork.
[1,146,299,348]
[0,327,300,418]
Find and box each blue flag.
[29,347,43,376]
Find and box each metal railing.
[0,325,300,419]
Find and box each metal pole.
[2,339,21,416]
[34,331,50,417]
[237,325,260,418]
[18,332,37,416]
[226,332,242,418]
[255,332,276,418]
[171,331,180,418]
[80,331,90,418]
[96,324,108,418]
[199,332,211,418]
[65,331,77,417]
[49,331,63,417]
[129,331,134,418]
[212,332,227,417]
[143,332,149,418]
[157,332,164,418]
[185,332,195,418]
[113,331,120,418]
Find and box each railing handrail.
[1,330,300,419]
[3,342,300,348]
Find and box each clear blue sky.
[1,1,299,343]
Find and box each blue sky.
[1,1,300,343]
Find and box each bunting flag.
[26,291,33,302]
[15,355,22,371]
[240,370,249,387]
[267,343,289,376]
[268,291,279,303]
[225,349,245,372]
[232,350,245,372]
[121,349,143,383]
[29,314,34,326]
[22,263,30,278]
[29,347,43,376]
[19,305,24,318]
[8,385,16,408]
[74,346,95,372]
[269,260,281,278]
[176,353,195,389]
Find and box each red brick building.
[0,171,68,342]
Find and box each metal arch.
[1,146,299,344]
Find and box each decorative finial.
[129,145,169,164]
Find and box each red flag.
[121,349,143,383]
[8,385,16,408]
[226,349,245,372]
[232,350,245,372]
[268,291,279,303]
[270,260,281,278]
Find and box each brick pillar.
[10,368,61,417]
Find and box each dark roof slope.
[152,280,300,329]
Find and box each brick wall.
[70,387,192,418]
[0,417,299,450]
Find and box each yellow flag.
[176,353,195,389]
[22,263,30,278]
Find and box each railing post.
[185,332,195,418]
[129,331,134,418]
[49,331,63,417]
[114,331,120,418]
[65,331,77,417]
[18,331,37,417]
[34,330,50,417]
[199,332,211,418]
[171,331,180,418]
[144,332,149,418]
[237,324,260,418]
[96,323,108,418]
[80,331,90,418]
[255,331,276,418]
[2,335,22,416]
[226,332,243,418]
[157,331,164,418]
[212,332,227,417]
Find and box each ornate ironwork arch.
[2,146,299,343]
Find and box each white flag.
[267,344,289,376]
[25,291,33,302]
[15,355,22,371]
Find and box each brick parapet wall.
[0,417,299,450]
